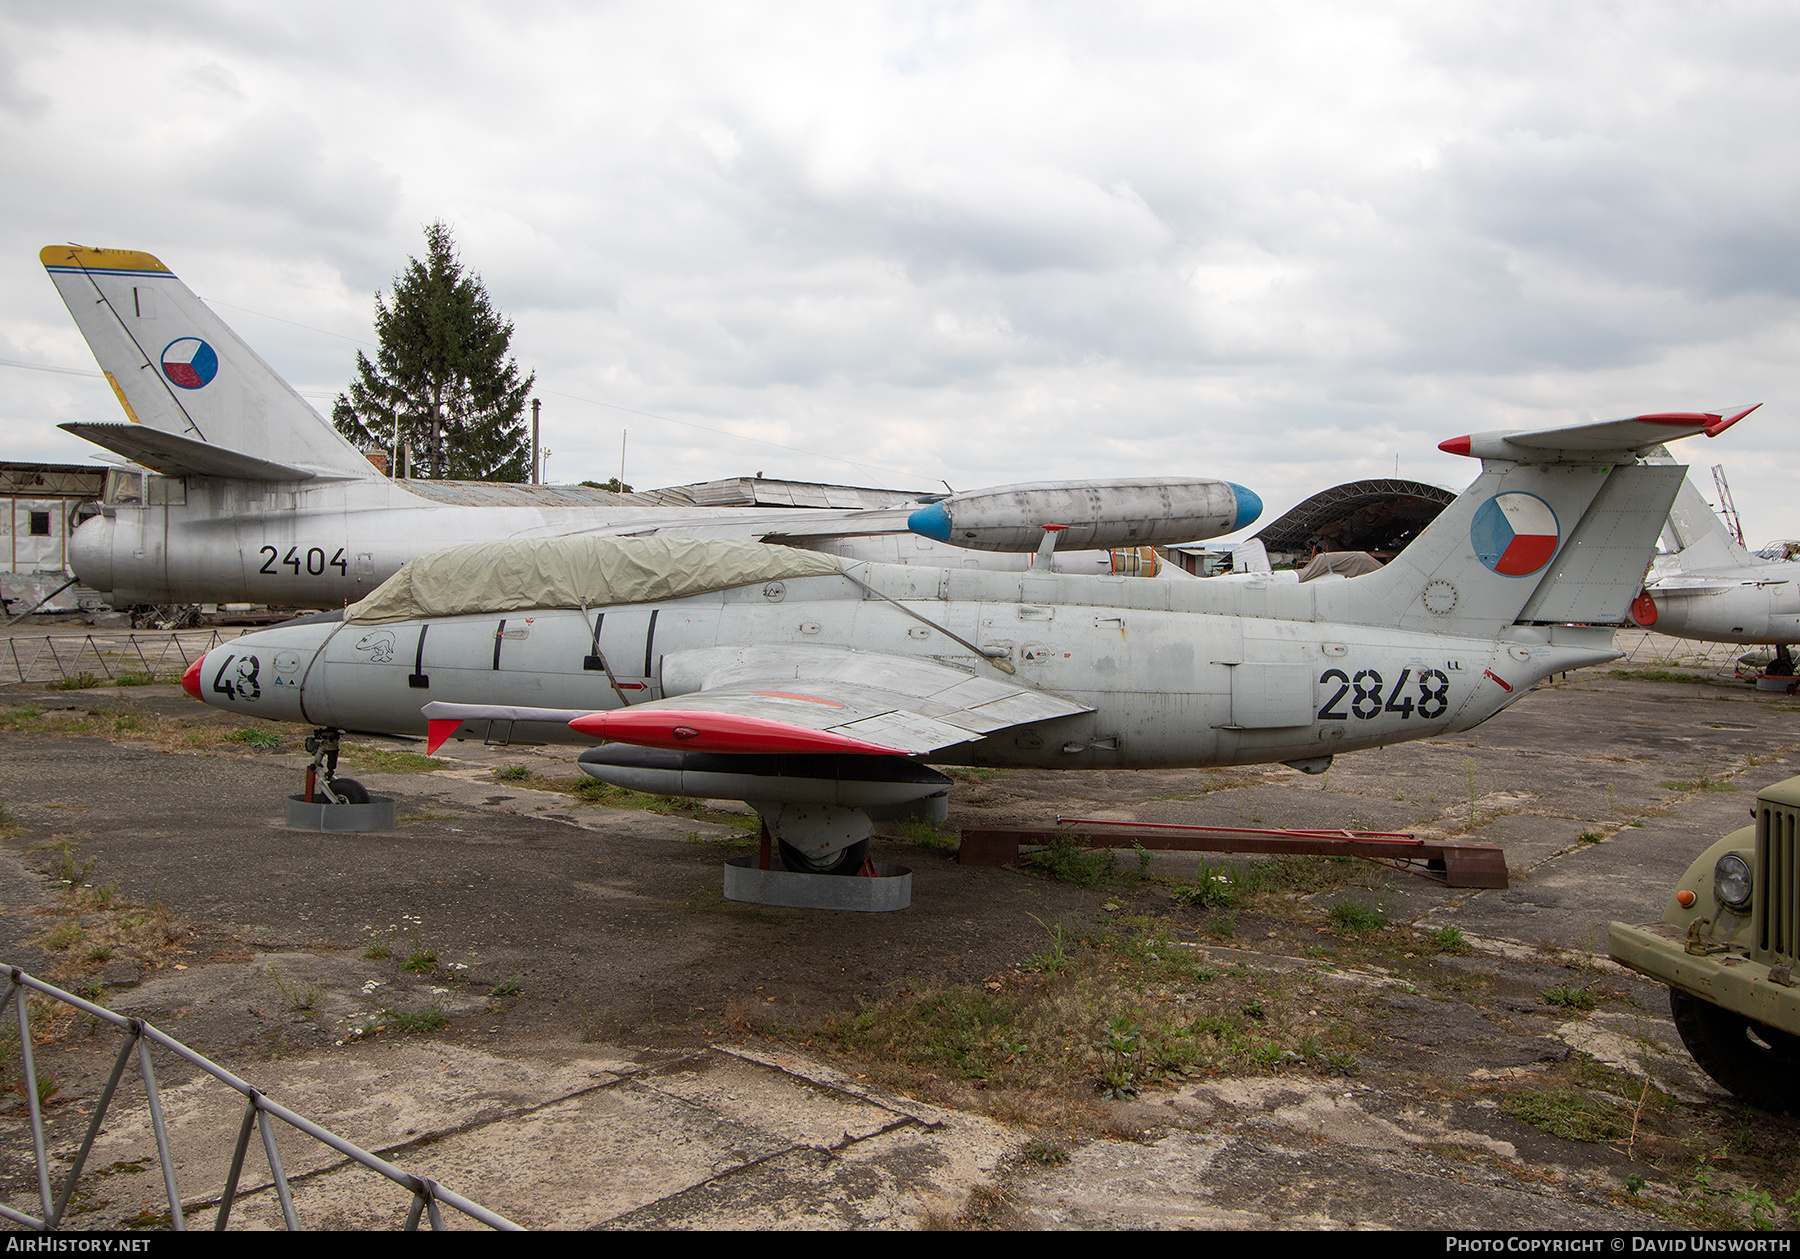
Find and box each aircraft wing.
[422,645,1091,755]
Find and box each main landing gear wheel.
[327,777,370,805]
[777,838,870,876]
[1669,987,1800,1113]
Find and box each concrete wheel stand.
[286,794,396,832]
[723,856,912,912]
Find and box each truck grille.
[1754,794,1800,967]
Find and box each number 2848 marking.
[1317,668,1450,721]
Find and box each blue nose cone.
[908,502,952,542]
[1228,483,1262,532]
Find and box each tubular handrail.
[0,966,519,1231]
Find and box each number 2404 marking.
[259,546,347,577]
[1316,668,1450,722]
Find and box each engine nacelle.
[906,477,1260,553]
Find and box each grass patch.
[1024,837,1116,887]
[225,727,284,749]
[384,1005,449,1033]
[45,672,103,691]
[1658,779,1739,794]
[25,842,188,988]
[112,673,157,687]
[1328,900,1385,935]
[897,820,960,850]
[495,764,534,781]
[1429,925,1472,954]
[1500,1088,1629,1144]
[1542,985,1597,1012]
[811,917,1362,1119]
[943,766,1008,784]
[1610,670,1715,685]
[341,744,442,773]
[267,963,323,1012]
[1171,859,1243,909]
[400,949,438,975]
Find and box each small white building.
[1,462,106,574]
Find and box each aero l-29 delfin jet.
[41,245,1259,605]
[185,410,1745,873]
[1627,448,1800,648]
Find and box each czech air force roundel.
[1470,492,1559,576]
[160,337,219,389]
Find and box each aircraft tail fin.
[1315,412,1736,635]
[40,245,380,481]
[1642,448,1759,573]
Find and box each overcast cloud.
[2,0,1796,540]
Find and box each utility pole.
[531,398,541,485]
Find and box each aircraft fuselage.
[197,564,1618,771]
[73,474,1207,606]
[1646,563,1800,646]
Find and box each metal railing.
[0,966,519,1231]
[1,630,248,687]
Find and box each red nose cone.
[1438,435,1472,457]
[181,655,205,701]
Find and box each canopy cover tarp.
[344,536,844,624]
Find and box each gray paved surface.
[0,644,1792,1230]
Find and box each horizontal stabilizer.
[61,422,318,482]
[1440,406,1759,464]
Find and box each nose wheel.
[302,728,365,805]
[777,838,871,876]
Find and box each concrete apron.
[48,1026,1010,1231]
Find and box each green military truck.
[1609,775,1800,1111]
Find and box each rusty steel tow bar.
[957,818,1508,889]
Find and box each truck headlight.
[1714,852,1753,910]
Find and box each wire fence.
[1615,630,1751,670]
[0,966,519,1232]
[0,630,250,687]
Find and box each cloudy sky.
[3,1,1796,543]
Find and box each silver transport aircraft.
[1627,445,1800,649]
[183,410,1745,873]
[40,245,1258,606]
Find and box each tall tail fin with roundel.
[1313,410,1754,635]
[40,245,380,481]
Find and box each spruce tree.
[333,223,535,481]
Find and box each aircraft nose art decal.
[1470,491,1559,577]
[160,337,219,389]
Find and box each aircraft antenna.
[1711,465,1746,546]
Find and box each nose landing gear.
[288,728,392,831]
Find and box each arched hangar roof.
[1254,478,1456,557]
